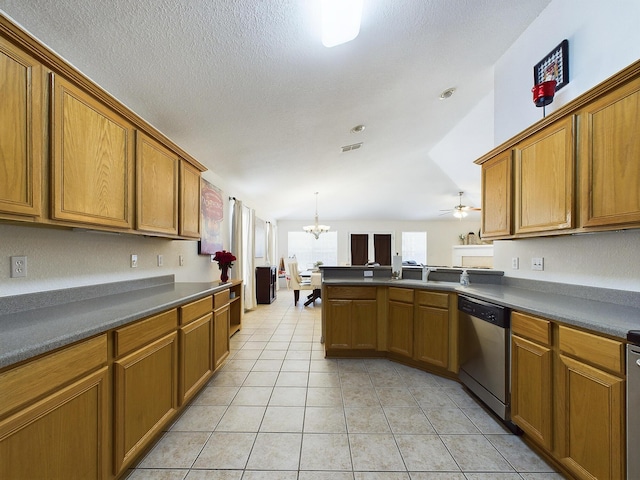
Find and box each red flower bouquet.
[213,250,236,282]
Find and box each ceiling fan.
[440,191,481,218]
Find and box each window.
[288,231,338,270]
[401,232,427,265]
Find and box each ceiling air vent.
[341,142,363,153]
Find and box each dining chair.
[288,261,314,305]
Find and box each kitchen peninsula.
[320,265,640,479]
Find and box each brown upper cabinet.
[579,75,640,229]
[514,115,575,235]
[477,59,640,239]
[136,132,179,236]
[51,75,135,229]
[1,18,207,237]
[180,161,202,238]
[0,37,44,220]
[481,150,513,239]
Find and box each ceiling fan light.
[453,210,468,219]
[321,0,363,47]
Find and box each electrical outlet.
[511,257,519,270]
[157,254,163,267]
[531,257,544,271]
[179,255,184,266]
[10,256,27,278]
[131,254,138,268]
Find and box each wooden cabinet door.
[388,301,413,357]
[325,300,352,349]
[113,332,178,475]
[352,300,377,350]
[413,305,449,368]
[580,76,640,228]
[556,354,624,480]
[213,305,230,371]
[514,116,575,234]
[51,75,134,228]
[180,313,213,405]
[136,131,179,235]
[511,334,553,450]
[180,160,201,238]
[0,38,43,219]
[0,367,109,480]
[481,150,512,238]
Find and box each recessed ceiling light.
[350,124,365,133]
[439,87,456,100]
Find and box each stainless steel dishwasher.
[458,295,517,430]
[628,331,640,479]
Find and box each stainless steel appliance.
[458,295,513,425]
[627,331,640,479]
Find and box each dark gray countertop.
[323,278,640,339]
[3,275,640,370]
[0,280,230,369]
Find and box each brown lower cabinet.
[0,284,241,480]
[0,335,109,480]
[511,311,626,480]
[324,285,456,375]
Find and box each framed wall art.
[533,39,569,91]
[198,178,224,255]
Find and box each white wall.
[276,217,482,268]
[489,0,640,292]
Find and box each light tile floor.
[125,292,565,480]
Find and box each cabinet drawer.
[213,289,230,310]
[180,296,212,325]
[558,325,624,374]
[115,309,178,357]
[512,311,551,346]
[389,287,414,303]
[416,290,448,308]
[327,286,377,300]
[0,334,107,418]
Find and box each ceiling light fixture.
[303,192,330,239]
[321,0,363,48]
[350,124,365,133]
[439,87,456,100]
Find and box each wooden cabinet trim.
[388,287,414,303]
[558,325,624,374]
[326,286,377,300]
[180,295,212,325]
[512,311,551,346]
[214,289,231,310]
[179,161,201,238]
[114,309,178,358]
[415,290,449,308]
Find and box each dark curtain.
[351,234,369,265]
[374,234,392,265]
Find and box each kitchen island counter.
[323,277,640,339]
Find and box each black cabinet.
[256,266,277,304]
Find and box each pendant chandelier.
[303,192,330,239]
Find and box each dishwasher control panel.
[458,295,509,328]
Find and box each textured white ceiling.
[0,0,551,221]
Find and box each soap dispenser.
[460,269,469,287]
